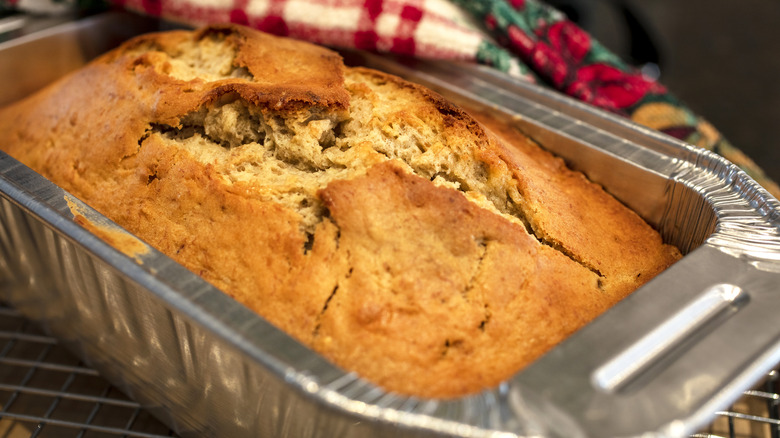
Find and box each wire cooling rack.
[0,302,176,437]
[694,369,780,438]
[0,297,777,438]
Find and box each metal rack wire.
[694,370,780,438]
[0,302,176,437]
[0,297,777,438]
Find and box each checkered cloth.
[3,0,778,197]
[108,0,537,78]
[118,0,480,58]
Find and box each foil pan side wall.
[0,181,262,437]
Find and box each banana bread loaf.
[0,24,680,398]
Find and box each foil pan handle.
[591,283,747,394]
[510,244,780,437]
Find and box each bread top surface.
[0,24,680,398]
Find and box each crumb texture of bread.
[0,25,681,399]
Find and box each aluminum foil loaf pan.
[2,12,780,438]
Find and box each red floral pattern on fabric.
[530,41,567,86]
[509,0,525,9]
[507,25,534,55]
[508,21,591,87]
[546,21,589,64]
[503,17,664,113]
[485,13,498,31]
[567,63,666,113]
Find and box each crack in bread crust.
[140,67,609,277]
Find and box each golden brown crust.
[0,24,680,399]
[312,161,614,396]
[111,25,350,116]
